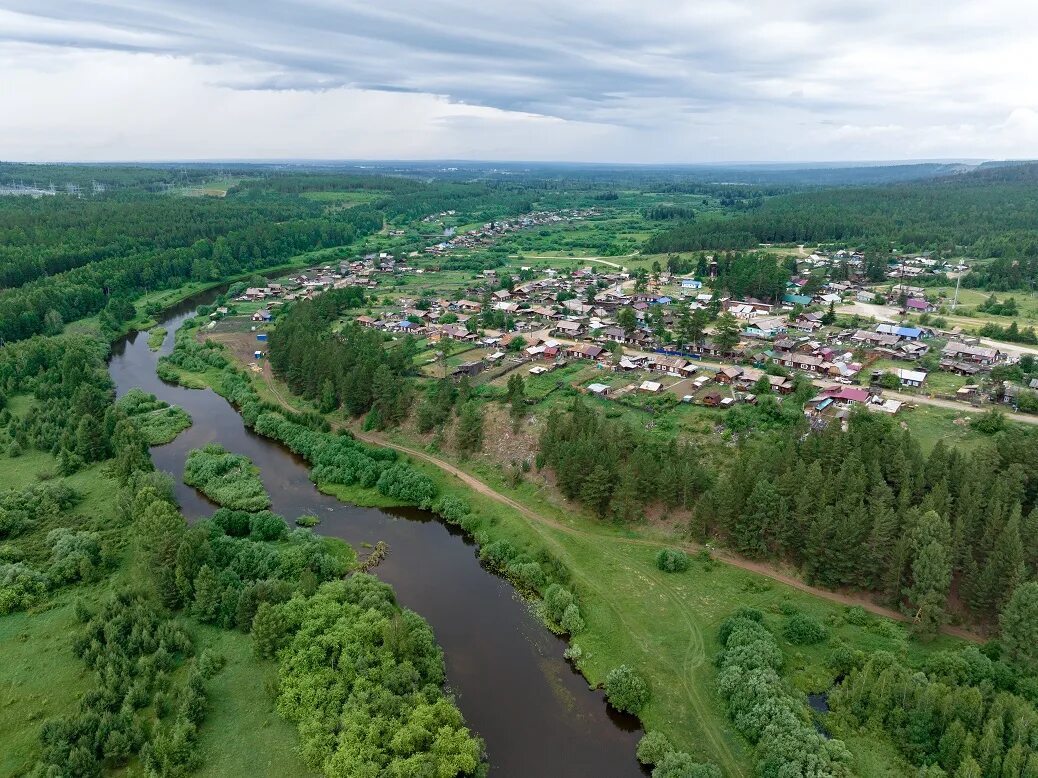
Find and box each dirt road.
[249,355,982,643]
[352,427,982,643]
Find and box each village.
[217,242,1038,435]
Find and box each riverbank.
[186,316,971,776]
[110,300,646,776]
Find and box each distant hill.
[645,161,1038,264]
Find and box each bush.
[183,443,271,512]
[655,548,690,573]
[605,664,650,714]
[652,752,722,778]
[637,731,673,766]
[971,408,1007,434]
[784,612,829,645]
[375,464,437,508]
[844,605,868,626]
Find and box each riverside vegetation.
[4,162,1038,776]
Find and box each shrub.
[560,603,585,634]
[655,548,690,573]
[0,562,48,613]
[784,613,829,645]
[433,495,470,525]
[637,731,673,766]
[605,664,650,714]
[183,443,271,512]
[844,606,868,626]
[375,464,437,508]
[652,752,722,778]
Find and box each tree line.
[696,409,1038,635]
[538,397,710,521]
[645,162,1038,265]
[0,184,384,343]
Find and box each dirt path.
[350,429,983,643]
[252,364,982,644]
[810,376,1038,426]
[510,253,638,270]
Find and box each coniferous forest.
[3,161,1038,778]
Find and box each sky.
[2,0,1037,163]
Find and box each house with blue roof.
[681,278,703,290]
[876,323,924,341]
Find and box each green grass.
[300,190,385,208]
[336,423,963,777]
[147,326,168,350]
[0,450,58,491]
[192,626,316,778]
[0,593,95,777]
[116,388,192,445]
[0,449,127,775]
[899,404,990,453]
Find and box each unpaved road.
[251,351,982,643]
[351,427,982,643]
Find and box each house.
[851,329,900,349]
[876,324,924,341]
[639,380,663,393]
[596,326,627,343]
[894,368,927,387]
[356,315,377,327]
[651,355,689,374]
[782,293,813,306]
[566,343,604,360]
[555,320,583,336]
[905,298,935,313]
[252,309,272,322]
[681,278,703,290]
[702,392,723,407]
[940,359,982,376]
[744,317,787,339]
[715,366,743,384]
[942,342,1002,366]
[823,386,870,405]
[451,361,485,379]
[586,383,611,396]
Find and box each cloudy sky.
[2,0,1037,163]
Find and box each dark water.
[807,693,831,739]
[806,693,829,714]
[108,291,644,776]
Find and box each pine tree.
[455,401,484,457]
[580,465,614,518]
[318,378,337,413]
[734,478,781,558]
[192,565,222,623]
[1000,581,1038,671]
[711,312,741,355]
[975,507,1026,618]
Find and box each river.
[107,290,644,776]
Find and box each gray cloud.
[0,0,1036,161]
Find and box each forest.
[0,186,383,343]
[696,409,1038,635]
[646,163,1038,270]
[7,161,1038,777]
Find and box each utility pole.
[952,269,961,312]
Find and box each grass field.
[356,426,960,776]
[192,626,315,778]
[899,404,992,453]
[0,593,94,777]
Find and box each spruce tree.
[1000,582,1038,671]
